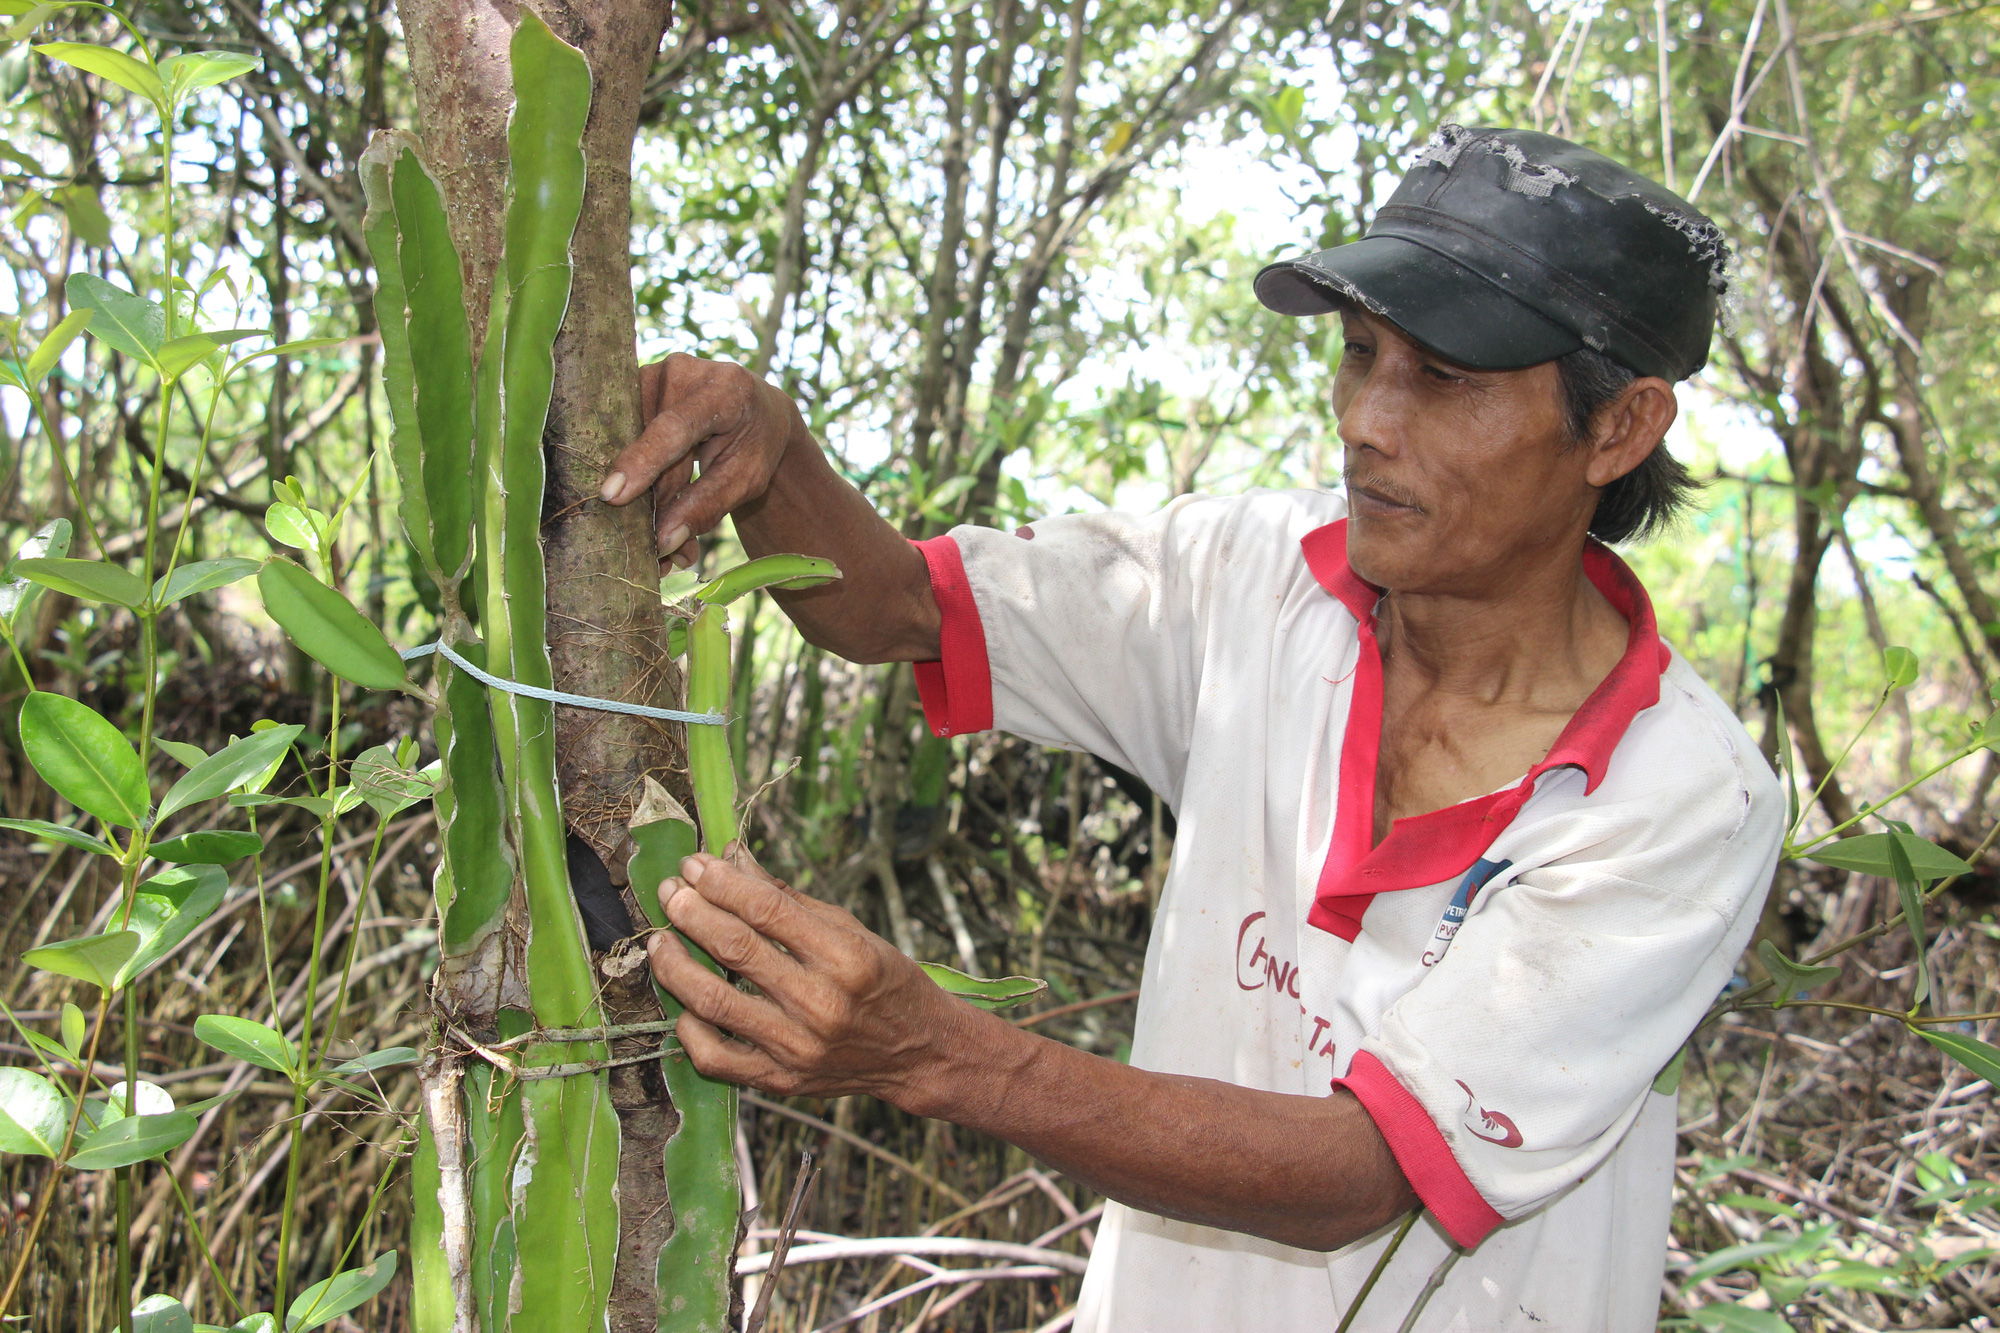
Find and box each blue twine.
[400,640,726,726]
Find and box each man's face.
[1330,307,1600,596]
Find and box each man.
[601,126,1780,1330]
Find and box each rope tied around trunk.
[400,640,728,725]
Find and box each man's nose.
[1335,367,1405,458]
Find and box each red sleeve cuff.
[1334,1051,1504,1248]
[911,536,993,738]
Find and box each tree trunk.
[399,0,683,861]
[393,5,687,1328]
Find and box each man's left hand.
[646,848,978,1111]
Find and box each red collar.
[1299,519,1671,941]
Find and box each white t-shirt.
[911,490,1781,1332]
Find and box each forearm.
[900,1006,1418,1252]
[732,429,939,664]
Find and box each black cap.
[1254,125,1730,381]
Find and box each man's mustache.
[1345,471,1426,513]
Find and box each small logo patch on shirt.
[1421,857,1513,968]
[1457,1080,1524,1148]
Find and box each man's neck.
[1375,546,1630,710]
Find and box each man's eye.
[1422,364,1463,382]
[1342,341,1372,358]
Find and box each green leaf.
[149,829,261,864]
[665,619,688,659]
[326,1047,419,1077]
[34,41,166,107]
[695,554,843,606]
[1756,940,1840,1007]
[10,555,148,608]
[627,816,699,930]
[241,719,293,793]
[131,1294,194,1333]
[1883,645,1918,690]
[157,50,259,100]
[63,272,165,360]
[1803,832,1974,883]
[360,132,461,593]
[1684,1238,1795,1283]
[156,332,217,378]
[159,724,303,819]
[153,737,209,768]
[116,865,227,986]
[1773,691,1799,836]
[54,182,111,247]
[22,307,91,385]
[66,1110,197,1169]
[285,1252,397,1332]
[264,502,317,552]
[60,1002,85,1057]
[919,962,1048,1010]
[0,517,71,634]
[225,1315,277,1333]
[154,556,261,608]
[257,559,410,692]
[101,1079,175,1120]
[1887,834,1931,1008]
[3,187,46,233]
[1686,1302,1793,1333]
[0,1067,67,1156]
[231,793,334,819]
[350,743,436,815]
[1651,1044,1687,1095]
[23,929,139,989]
[19,691,148,826]
[227,336,346,375]
[1715,1192,1798,1219]
[1914,1027,2000,1086]
[0,816,114,855]
[193,1013,296,1075]
[21,1029,74,1070]
[1806,1260,1913,1293]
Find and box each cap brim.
[1254,235,1582,370]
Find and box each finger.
[613,360,669,511]
[648,929,789,1041]
[679,854,829,956]
[654,442,774,546]
[602,356,733,506]
[715,846,861,930]
[662,873,806,989]
[721,841,799,895]
[651,456,697,553]
[640,357,669,420]
[666,535,700,573]
[674,1012,791,1091]
[603,409,703,507]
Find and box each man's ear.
[1583,377,1679,487]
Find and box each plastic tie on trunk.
[400,640,728,725]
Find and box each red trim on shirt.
[1302,520,1669,940]
[1334,1051,1505,1249]
[911,536,994,737]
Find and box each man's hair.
[1556,345,1701,544]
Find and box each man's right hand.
[600,352,804,571]
[603,351,941,664]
